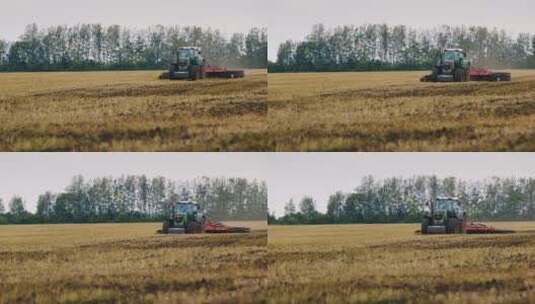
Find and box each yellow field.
[269,70,535,151]
[0,222,267,303]
[267,222,535,303]
[0,69,267,151]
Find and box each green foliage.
[270,23,535,73]
[0,23,267,72]
[298,196,316,216]
[3,175,266,225]
[271,175,535,225]
[8,196,26,216]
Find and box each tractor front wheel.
[421,218,430,234]
[162,221,169,234]
[431,67,439,82]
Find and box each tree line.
[269,23,535,73]
[269,175,535,225]
[0,24,267,72]
[0,175,267,224]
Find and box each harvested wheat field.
[269,70,535,151]
[0,69,267,151]
[267,222,535,303]
[0,222,267,303]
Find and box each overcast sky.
[0,153,269,212]
[268,0,535,60]
[0,0,267,41]
[267,153,535,216]
[3,153,535,215]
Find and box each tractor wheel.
[457,220,465,233]
[191,70,199,81]
[421,218,430,234]
[186,221,203,234]
[432,67,439,82]
[162,221,169,234]
[454,69,463,82]
[189,67,200,81]
[447,219,458,234]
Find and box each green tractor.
[161,200,206,234]
[421,48,471,82]
[160,47,206,81]
[421,197,466,234]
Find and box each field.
[267,222,535,303]
[269,70,535,151]
[0,69,267,151]
[0,221,267,303]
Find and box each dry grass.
[0,69,267,151]
[0,222,267,303]
[268,70,535,151]
[266,222,535,303]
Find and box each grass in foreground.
[267,222,535,303]
[0,70,267,151]
[269,70,535,151]
[0,222,267,303]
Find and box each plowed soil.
[0,70,267,151]
[0,222,267,303]
[269,70,535,151]
[267,222,535,303]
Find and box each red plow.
[464,222,515,234]
[205,65,245,79]
[202,220,251,234]
[469,67,511,82]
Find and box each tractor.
[421,196,514,234]
[421,197,466,234]
[159,46,245,80]
[421,48,511,82]
[423,48,471,82]
[161,200,205,234]
[163,47,206,81]
[160,200,250,234]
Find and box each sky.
[266,153,535,216]
[3,153,535,215]
[3,0,533,62]
[267,0,535,60]
[0,153,269,212]
[0,0,268,41]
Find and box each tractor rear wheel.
[186,221,203,234]
[191,70,199,81]
[454,69,465,82]
[447,219,459,234]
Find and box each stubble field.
[269,70,535,151]
[267,222,535,303]
[0,222,267,303]
[0,69,267,151]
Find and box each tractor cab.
[433,197,464,223]
[162,200,206,234]
[422,197,466,234]
[176,47,204,68]
[441,49,467,63]
[168,47,206,80]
